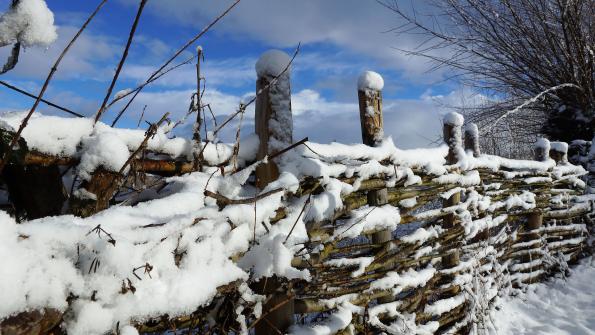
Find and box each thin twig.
[0,80,83,117]
[136,105,147,128]
[284,194,311,244]
[231,137,308,176]
[204,188,283,206]
[118,113,170,175]
[94,0,147,124]
[110,0,241,126]
[0,0,108,174]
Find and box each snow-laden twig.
[484,83,581,132]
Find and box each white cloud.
[121,56,256,88]
[106,85,478,148]
[0,25,119,80]
[116,0,448,83]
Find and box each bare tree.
[381,0,594,157]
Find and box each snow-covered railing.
[0,55,593,335]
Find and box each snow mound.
[255,49,291,78]
[0,0,57,47]
[494,258,595,334]
[357,71,384,91]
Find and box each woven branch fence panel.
[0,55,593,335]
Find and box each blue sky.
[0,0,479,148]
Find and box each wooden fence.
[0,56,593,335]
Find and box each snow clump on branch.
[0,0,57,47]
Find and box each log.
[69,168,122,217]
[0,308,62,335]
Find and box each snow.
[288,304,353,335]
[464,122,478,139]
[550,141,568,153]
[0,108,591,334]
[238,234,310,281]
[77,132,131,180]
[255,49,291,78]
[324,256,374,277]
[424,292,466,315]
[0,111,260,173]
[357,71,384,91]
[535,138,550,150]
[443,111,464,126]
[0,0,57,47]
[332,205,401,239]
[494,258,595,334]
[114,89,132,100]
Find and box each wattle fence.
[0,55,593,335]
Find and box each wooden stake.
[549,141,568,164]
[358,72,392,302]
[253,51,294,335]
[254,52,293,189]
[441,114,463,266]
[464,123,480,157]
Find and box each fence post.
[442,113,463,275]
[357,72,391,244]
[549,141,568,164]
[254,49,293,189]
[252,50,294,335]
[464,123,480,157]
[516,139,547,282]
[534,138,550,162]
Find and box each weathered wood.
[358,72,392,305]
[254,52,293,189]
[69,168,122,217]
[0,308,62,335]
[251,276,294,335]
[253,51,294,335]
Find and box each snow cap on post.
[464,122,480,157]
[550,141,568,164]
[444,112,464,127]
[357,71,384,91]
[255,49,291,78]
[534,138,550,162]
[443,112,464,164]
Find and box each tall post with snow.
[357,71,384,147]
[517,138,549,284]
[357,71,392,282]
[442,113,463,269]
[254,50,293,189]
[253,50,295,335]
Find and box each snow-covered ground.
[495,257,595,335]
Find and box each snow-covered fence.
[0,64,593,335]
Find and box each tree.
[381,0,594,157]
